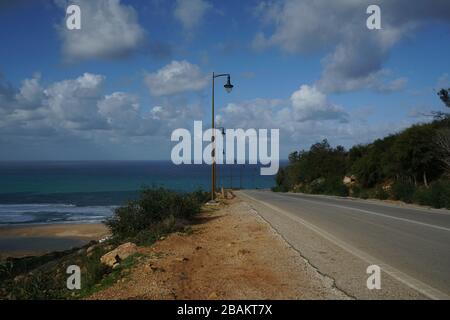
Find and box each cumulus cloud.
[174,0,211,31]
[144,60,208,96]
[0,72,202,142]
[56,0,146,61]
[216,91,410,154]
[217,85,347,131]
[290,85,348,122]
[253,0,450,93]
[44,73,107,130]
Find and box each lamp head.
[224,75,233,93]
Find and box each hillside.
[275,90,450,209]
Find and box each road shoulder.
[89,197,348,300]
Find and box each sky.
[0,0,449,161]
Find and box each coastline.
[0,223,110,259]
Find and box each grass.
[0,187,209,300]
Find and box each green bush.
[428,180,450,209]
[413,187,432,206]
[350,185,362,198]
[359,189,370,199]
[271,185,289,192]
[374,185,389,200]
[391,180,416,203]
[412,181,450,209]
[106,188,208,241]
[323,177,349,197]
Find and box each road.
[238,190,450,299]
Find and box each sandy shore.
[0,223,110,259]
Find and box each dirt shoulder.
[89,197,349,300]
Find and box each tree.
[432,88,450,119]
[435,129,450,177]
[438,88,450,108]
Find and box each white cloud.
[216,90,411,155]
[44,73,106,129]
[174,0,211,31]
[0,71,207,149]
[56,0,146,61]
[15,73,45,109]
[144,60,208,96]
[290,85,347,122]
[217,85,348,133]
[253,0,450,93]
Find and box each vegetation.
[274,89,450,209]
[106,187,209,245]
[0,187,209,299]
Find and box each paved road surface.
[238,190,450,299]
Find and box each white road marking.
[272,192,450,232]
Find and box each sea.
[0,161,279,225]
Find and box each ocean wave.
[0,203,117,224]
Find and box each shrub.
[391,180,416,203]
[428,180,450,209]
[323,177,349,197]
[106,188,208,241]
[351,185,362,198]
[413,187,432,206]
[271,185,289,192]
[374,185,389,200]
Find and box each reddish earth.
[89,197,348,300]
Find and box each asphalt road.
[238,190,450,299]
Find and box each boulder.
[100,242,137,267]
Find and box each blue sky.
[0,0,449,161]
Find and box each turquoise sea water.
[0,161,278,225]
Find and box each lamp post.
[216,126,226,190]
[211,72,233,201]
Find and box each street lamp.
[211,72,233,201]
[216,126,226,191]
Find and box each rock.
[208,292,218,299]
[174,257,189,262]
[113,263,121,270]
[145,264,165,273]
[343,175,357,186]
[100,242,137,267]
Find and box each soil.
[89,197,349,300]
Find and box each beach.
[0,223,110,259]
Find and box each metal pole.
[211,72,216,201]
